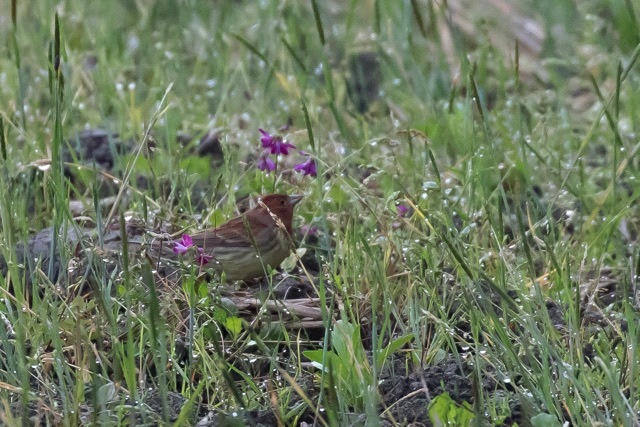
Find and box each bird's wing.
[189,216,257,251]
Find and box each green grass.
[1,0,640,425]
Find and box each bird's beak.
[289,195,304,206]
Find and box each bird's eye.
[280,199,286,205]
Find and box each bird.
[168,194,303,281]
[1,195,303,288]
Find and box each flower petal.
[173,234,194,254]
[259,128,274,148]
[258,156,276,172]
[294,158,317,177]
[196,252,213,266]
[181,234,193,246]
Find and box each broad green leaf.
[224,316,242,337]
[429,392,474,427]
[531,413,561,427]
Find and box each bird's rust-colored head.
[249,194,303,234]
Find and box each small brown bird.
[173,194,303,281]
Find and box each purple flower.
[173,234,194,254]
[258,155,276,172]
[259,128,274,147]
[259,128,296,155]
[299,225,319,236]
[396,204,409,217]
[270,138,296,155]
[294,157,317,177]
[174,234,214,266]
[196,250,213,266]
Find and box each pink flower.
[173,234,194,254]
[174,234,215,266]
[196,250,213,266]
